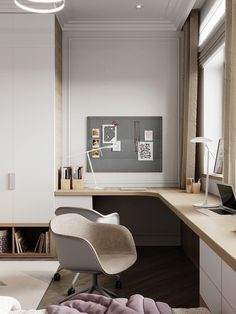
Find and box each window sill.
[202,173,223,181]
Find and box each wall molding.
[60,20,177,32]
[62,31,180,187]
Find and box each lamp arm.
[86,152,98,188]
[86,144,113,154]
[65,145,113,189]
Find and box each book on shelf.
[14,232,20,253]
[45,231,50,254]
[34,233,41,252]
[14,231,26,253]
[39,233,45,253]
[34,233,44,253]
[34,232,50,254]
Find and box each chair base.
[78,273,118,297]
[60,273,118,303]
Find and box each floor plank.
[38,246,199,309]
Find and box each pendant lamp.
[14,0,65,14]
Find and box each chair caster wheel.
[67,287,76,295]
[53,273,61,281]
[115,280,122,289]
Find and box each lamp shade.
[14,0,65,14]
[190,137,212,144]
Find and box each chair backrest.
[55,206,120,224]
[50,214,103,272]
[51,213,93,239]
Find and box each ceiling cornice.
[167,0,196,30]
[56,0,197,31]
[60,20,177,32]
[0,0,202,32]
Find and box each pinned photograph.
[102,125,117,143]
[92,139,100,147]
[92,128,100,138]
[92,149,100,158]
[138,142,153,161]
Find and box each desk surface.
[55,188,236,271]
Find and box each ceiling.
[0,0,206,31]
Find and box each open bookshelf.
[0,224,55,258]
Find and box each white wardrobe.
[0,14,61,256]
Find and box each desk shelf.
[0,224,55,258]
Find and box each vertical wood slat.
[55,17,62,190]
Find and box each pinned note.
[144,130,153,141]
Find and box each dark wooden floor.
[38,246,199,309]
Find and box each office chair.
[54,206,120,294]
[50,213,137,297]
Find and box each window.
[202,44,225,174]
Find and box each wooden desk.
[55,187,236,270]
[55,188,236,313]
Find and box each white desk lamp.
[66,145,113,190]
[190,137,215,208]
[86,145,113,190]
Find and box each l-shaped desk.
[55,188,236,314]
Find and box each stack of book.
[34,232,50,254]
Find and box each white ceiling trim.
[1,0,204,32]
[167,0,196,30]
[60,20,177,32]
[57,0,196,31]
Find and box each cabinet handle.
[8,173,15,190]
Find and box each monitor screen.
[217,183,236,210]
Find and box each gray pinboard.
[87,116,162,172]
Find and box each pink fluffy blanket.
[47,293,174,314]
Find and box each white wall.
[63,31,180,187]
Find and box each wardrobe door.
[0,47,14,223]
[13,46,55,223]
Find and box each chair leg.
[71,272,80,288]
[115,274,122,289]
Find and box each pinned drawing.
[138,142,153,161]
[102,125,117,143]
